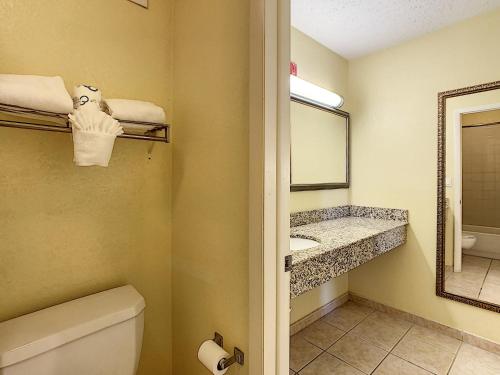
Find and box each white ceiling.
[291,0,500,59]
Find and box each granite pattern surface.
[291,205,408,227]
[290,206,351,227]
[290,206,408,298]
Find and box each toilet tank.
[0,285,145,375]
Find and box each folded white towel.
[0,74,73,114]
[69,106,123,167]
[104,98,166,124]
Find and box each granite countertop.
[291,216,407,265]
[290,205,408,298]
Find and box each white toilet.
[462,232,477,250]
[0,285,145,375]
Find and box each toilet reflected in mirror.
[441,83,500,309]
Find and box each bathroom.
[1,1,500,375]
[287,1,500,374]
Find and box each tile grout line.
[294,303,475,375]
[390,323,414,352]
[292,335,328,373]
[297,318,349,352]
[326,309,374,346]
[294,302,477,374]
[303,308,374,372]
[344,308,376,332]
[291,314,349,374]
[388,325,438,375]
[331,309,390,374]
[319,304,375,344]
[301,330,347,350]
[302,306,378,374]
[328,352,372,374]
[388,351,439,375]
[446,341,463,375]
[349,295,500,368]
[390,354,437,375]
[294,349,323,374]
[477,258,493,299]
[368,348,391,374]
[368,323,416,374]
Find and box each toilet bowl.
[462,233,477,250]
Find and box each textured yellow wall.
[348,9,500,342]
[0,1,173,374]
[290,28,350,212]
[290,276,348,324]
[172,1,249,374]
[289,28,350,323]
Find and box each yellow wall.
[290,28,350,323]
[0,1,172,374]
[290,28,350,212]
[290,276,348,324]
[172,1,249,374]
[348,9,500,342]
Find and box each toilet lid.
[0,285,145,369]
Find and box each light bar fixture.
[290,75,344,109]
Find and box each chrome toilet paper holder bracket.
[213,332,245,370]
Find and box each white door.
[249,0,291,374]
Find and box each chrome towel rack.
[0,103,170,143]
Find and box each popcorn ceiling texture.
[291,0,500,58]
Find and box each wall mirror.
[290,96,350,191]
[437,80,500,313]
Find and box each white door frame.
[249,0,290,374]
[453,103,500,272]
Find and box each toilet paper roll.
[197,340,230,375]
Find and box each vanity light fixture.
[290,75,344,109]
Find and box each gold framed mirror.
[290,96,350,191]
[437,80,500,313]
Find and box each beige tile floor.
[290,301,500,374]
[445,255,500,305]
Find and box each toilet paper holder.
[213,332,245,370]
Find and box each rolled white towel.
[104,98,166,124]
[0,74,73,114]
[73,84,102,110]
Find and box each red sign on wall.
[290,62,297,76]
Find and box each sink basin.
[290,237,320,252]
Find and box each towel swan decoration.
[69,85,123,167]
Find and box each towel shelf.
[0,103,170,143]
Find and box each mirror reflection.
[290,98,349,191]
[444,87,500,306]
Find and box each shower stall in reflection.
[461,109,500,261]
[445,99,500,306]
